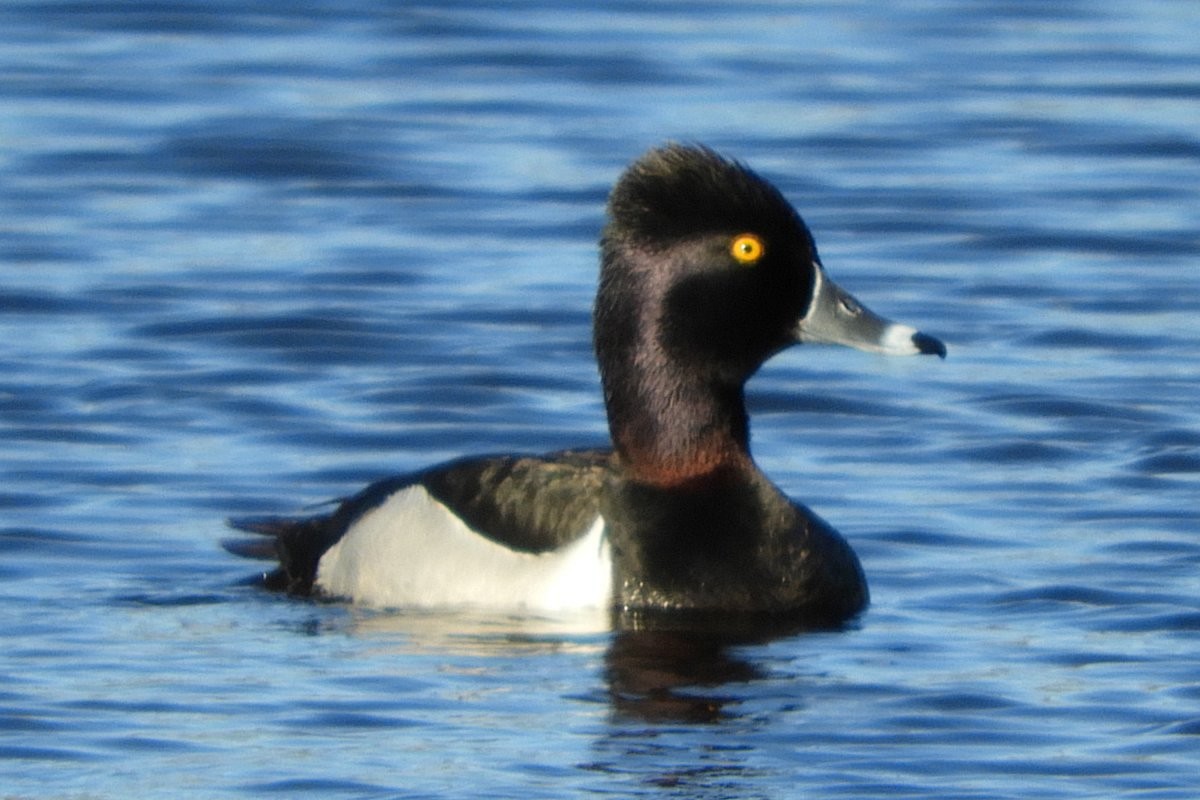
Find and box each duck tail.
[222,515,331,595]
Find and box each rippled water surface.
[3,2,1199,797]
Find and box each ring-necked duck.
[226,144,945,625]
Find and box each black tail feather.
[227,516,299,537]
[221,536,277,560]
[222,516,300,561]
[223,514,336,596]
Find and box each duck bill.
[794,264,946,358]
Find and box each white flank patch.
[315,485,612,611]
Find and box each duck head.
[594,144,944,485]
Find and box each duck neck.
[600,352,752,487]
[595,239,757,487]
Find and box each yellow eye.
[730,234,765,265]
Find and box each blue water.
[3,1,1199,797]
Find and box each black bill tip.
[912,332,947,359]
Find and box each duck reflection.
[604,610,843,723]
[338,604,844,724]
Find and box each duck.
[225,143,945,626]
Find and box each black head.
[592,144,944,482]
[597,144,822,385]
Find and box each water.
[3,1,1199,797]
